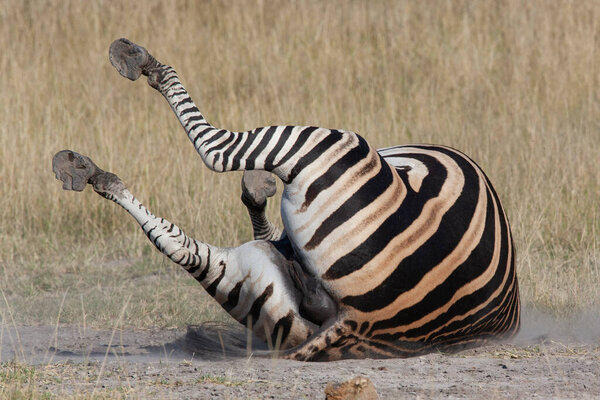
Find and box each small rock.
[324,376,379,400]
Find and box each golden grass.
[0,0,598,327]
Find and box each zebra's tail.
[175,323,274,360]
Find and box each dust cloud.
[516,305,600,345]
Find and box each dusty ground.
[1,324,598,399]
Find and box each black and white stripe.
[102,38,520,360]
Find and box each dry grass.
[0,361,144,399]
[0,0,598,329]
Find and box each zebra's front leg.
[52,150,318,350]
[241,171,282,241]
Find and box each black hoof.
[241,171,277,208]
[109,38,151,81]
[52,150,100,191]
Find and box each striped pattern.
[241,190,282,241]
[107,39,520,360]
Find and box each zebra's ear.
[109,38,149,81]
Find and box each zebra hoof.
[109,38,151,81]
[241,171,277,208]
[52,150,126,199]
[52,150,101,192]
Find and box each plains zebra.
[53,38,520,361]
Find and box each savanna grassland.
[1,0,599,328]
[0,1,599,397]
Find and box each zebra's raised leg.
[107,38,381,289]
[52,150,318,350]
[108,38,366,179]
[241,171,281,241]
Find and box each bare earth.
[1,324,598,399]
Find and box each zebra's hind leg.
[281,319,353,361]
[241,171,281,241]
[108,38,155,81]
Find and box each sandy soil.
[1,324,598,399]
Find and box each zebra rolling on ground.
[52,38,520,361]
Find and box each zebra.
[52,38,520,361]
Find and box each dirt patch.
[1,325,598,399]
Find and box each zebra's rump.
[311,144,520,354]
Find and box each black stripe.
[193,127,214,146]
[302,135,370,209]
[188,122,210,133]
[286,130,344,182]
[241,283,274,326]
[162,73,179,89]
[371,189,510,342]
[323,152,447,280]
[180,106,200,118]
[359,322,370,335]
[264,126,294,170]
[186,258,200,274]
[368,184,492,336]
[275,126,318,181]
[344,320,358,331]
[222,279,245,312]
[171,89,188,96]
[211,152,221,169]
[203,130,230,153]
[163,80,179,91]
[205,131,237,154]
[305,153,393,251]
[429,264,511,343]
[270,311,294,347]
[175,97,194,108]
[184,114,205,126]
[205,262,226,296]
[194,247,211,282]
[164,80,180,91]
[342,149,479,311]
[231,130,259,171]
[221,132,247,169]
[244,126,278,170]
